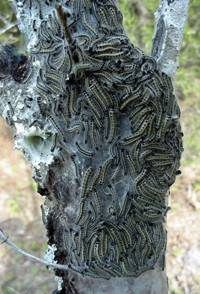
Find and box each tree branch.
[152,0,190,76]
[0,23,17,35]
[0,14,17,36]
[0,228,81,273]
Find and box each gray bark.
[152,0,190,76]
[0,0,188,293]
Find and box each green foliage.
[119,0,139,44]
[0,0,20,44]
[170,289,184,294]
[119,0,158,52]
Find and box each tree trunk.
[0,0,189,293]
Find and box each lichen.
[152,0,189,76]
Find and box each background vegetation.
[0,0,199,293]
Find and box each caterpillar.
[107,109,117,143]
[26,0,183,279]
[80,167,93,198]
[76,142,94,158]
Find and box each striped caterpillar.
[27,0,184,279]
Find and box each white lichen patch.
[14,124,57,168]
[32,59,41,69]
[43,244,57,265]
[27,34,38,52]
[55,276,63,291]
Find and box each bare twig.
[0,229,81,273]
[0,23,17,35]
[0,13,17,35]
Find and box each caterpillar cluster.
[23,0,183,278]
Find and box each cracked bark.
[0,0,188,293]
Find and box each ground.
[0,119,56,294]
